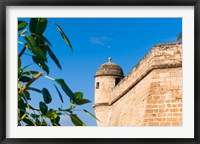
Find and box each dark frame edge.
[1,0,200,144]
[1,138,198,144]
[0,0,6,144]
[195,0,200,144]
[2,0,199,6]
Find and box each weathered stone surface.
[95,62,124,77]
[94,42,182,126]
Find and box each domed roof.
[95,58,124,77]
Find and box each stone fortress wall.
[93,42,182,126]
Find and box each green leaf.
[69,114,86,126]
[18,20,28,31]
[76,99,91,105]
[35,119,41,126]
[83,109,100,122]
[46,109,60,126]
[19,76,32,82]
[29,18,47,35]
[39,101,48,115]
[23,71,40,75]
[52,116,60,126]
[46,46,62,69]
[42,88,52,104]
[46,109,58,120]
[30,113,40,119]
[71,92,91,105]
[58,107,73,114]
[35,119,47,126]
[176,32,182,41]
[54,84,63,103]
[18,96,26,117]
[18,57,21,68]
[23,63,33,69]
[41,120,47,126]
[23,117,35,126]
[74,92,83,100]
[18,68,23,78]
[24,36,47,61]
[55,79,76,102]
[27,87,42,93]
[56,112,63,115]
[18,82,22,90]
[24,91,31,100]
[53,23,73,51]
[20,92,30,112]
[32,56,49,74]
[31,33,52,47]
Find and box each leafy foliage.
[176,32,182,41]
[70,114,86,126]
[29,18,47,35]
[18,18,97,126]
[18,21,28,31]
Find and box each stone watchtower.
[93,43,182,126]
[93,57,124,126]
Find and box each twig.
[19,46,27,57]
[43,75,55,81]
[18,72,43,95]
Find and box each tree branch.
[18,72,43,95]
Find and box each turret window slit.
[96,82,100,89]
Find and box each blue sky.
[18,18,182,126]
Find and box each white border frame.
[6,6,194,138]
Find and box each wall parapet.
[110,42,182,105]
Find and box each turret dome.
[95,58,124,77]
